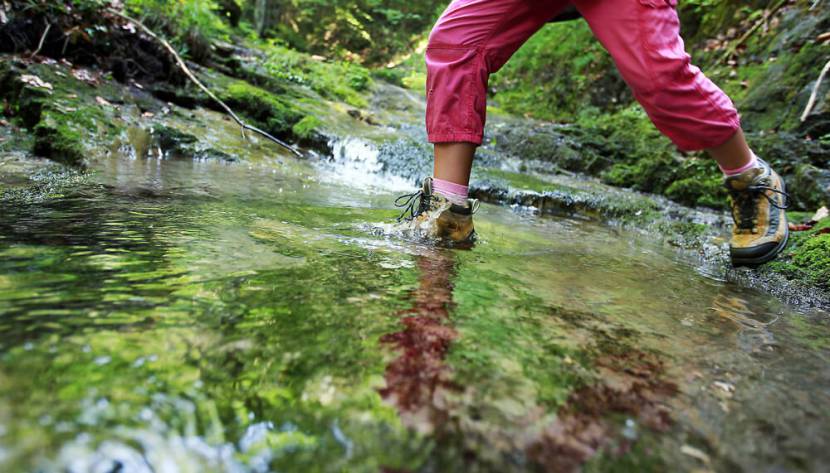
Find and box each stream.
[0,105,829,473]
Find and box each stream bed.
[1,111,829,472]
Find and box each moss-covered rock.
[791,163,830,209]
[769,217,830,290]
[219,80,305,137]
[487,122,610,175]
[152,123,198,150]
[32,111,87,166]
[665,173,726,209]
[792,232,830,286]
[0,60,49,128]
[291,115,322,140]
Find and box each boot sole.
[731,228,789,266]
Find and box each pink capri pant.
[426,0,741,151]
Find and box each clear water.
[0,112,828,473]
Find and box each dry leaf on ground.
[20,74,53,91]
[681,445,711,465]
[71,68,100,86]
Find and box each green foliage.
[373,46,428,90]
[125,0,231,60]
[490,22,622,122]
[242,0,444,65]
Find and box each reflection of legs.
[379,251,457,432]
[426,0,570,193]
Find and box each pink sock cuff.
[433,178,469,203]
[719,154,758,176]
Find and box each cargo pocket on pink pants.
[637,0,681,52]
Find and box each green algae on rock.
[769,216,830,290]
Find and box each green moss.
[256,42,373,108]
[661,221,709,247]
[769,218,830,289]
[479,168,663,224]
[665,173,727,209]
[792,233,830,284]
[221,81,305,136]
[0,59,127,166]
[291,115,323,140]
[32,113,86,166]
[739,41,828,132]
[484,168,565,193]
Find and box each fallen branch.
[801,58,830,122]
[717,0,788,66]
[106,8,302,157]
[29,21,51,58]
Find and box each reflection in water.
[380,250,458,435]
[711,293,778,353]
[380,250,680,472]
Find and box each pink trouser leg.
[425,0,742,152]
[574,0,741,151]
[426,0,570,145]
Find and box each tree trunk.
[254,0,269,35]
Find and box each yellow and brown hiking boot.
[394,177,477,246]
[724,158,791,266]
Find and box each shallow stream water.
[1,111,829,472]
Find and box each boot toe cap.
[730,235,788,265]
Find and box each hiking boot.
[724,158,790,266]
[394,177,477,245]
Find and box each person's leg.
[427,0,570,197]
[708,128,756,175]
[572,0,744,158]
[434,143,475,184]
[573,0,788,264]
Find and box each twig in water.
[106,8,303,157]
[29,20,51,58]
[801,58,830,122]
[716,0,788,66]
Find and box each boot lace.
[395,190,429,222]
[394,190,480,222]
[731,184,791,233]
